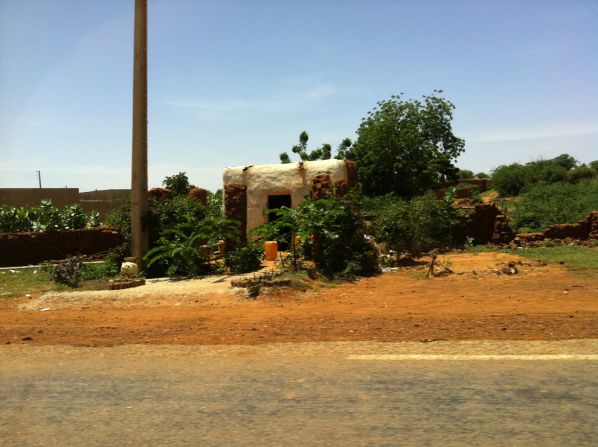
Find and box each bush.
[0,206,33,232]
[81,261,120,280]
[31,200,63,232]
[374,192,459,257]
[144,226,210,277]
[42,256,83,287]
[510,180,598,232]
[225,246,263,274]
[491,154,596,198]
[61,204,87,230]
[252,194,379,278]
[491,163,532,196]
[457,169,474,179]
[568,165,596,183]
[0,200,102,234]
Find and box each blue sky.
[1,0,597,192]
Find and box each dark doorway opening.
[267,194,292,249]
[267,194,292,222]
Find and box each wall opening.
[267,194,292,223]
[267,194,292,250]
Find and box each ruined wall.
[0,228,123,267]
[223,184,247,243]
[515,211,598,245]
[188,188,208,206]
[223,160,351,234]
[454,204,514,245]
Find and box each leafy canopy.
[162,171,190,196]
[344,91,465,198]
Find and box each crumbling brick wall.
[224,184,247,244]
[515,211,598,245]
[0,228,123,267]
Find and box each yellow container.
[264,241,278,261]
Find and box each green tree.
[279,131,341,163]
[162,172,190,195]
[457,169,474,179]
[491,163,531,196]
[335,138,353,160]
[552,153,578,170]
[347,91,465,198]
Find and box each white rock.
[120,262,139,277]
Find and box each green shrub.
[32,200,63,232]
[81,261,119,280]
[0,201,102,234]
[252,194,379,278]
[375,192,459,257]
[61,204,87,230]
[207,189,223,218]
[0,206,34,232]
[510,180,598,232]
[42,256,83,287]
[86,211,101,227]
[457,169,474,179]
[491,163,532,196]
[225,246,263,274]
[144,226,210,277]
[568,165,596,183]
[529,160,567,184]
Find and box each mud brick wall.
[149,188,173,201]
[516,211,598,244]
[188,188,208,206]
[224,184,247,244]
[344,160,359,189]
[0,228,123,267]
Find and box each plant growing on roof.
[279,131,352,164]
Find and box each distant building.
[223,159,358,237]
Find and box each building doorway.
[267,194,292,222]
[267,194,292,249]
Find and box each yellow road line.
[348,354,598,361]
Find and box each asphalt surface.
[1,340,597,446]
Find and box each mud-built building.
[223,159,358,238]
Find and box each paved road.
[1,340,597,446]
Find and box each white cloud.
[161,81,338,120]
[468,121,598,143]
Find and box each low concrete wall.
[0,188,80,209]
[79,189,130,202]
[0,228,123,267]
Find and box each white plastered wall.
[223,160,349,234]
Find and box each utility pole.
[35,170,42,188]
[131,0,149,269]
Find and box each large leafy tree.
[162,171,190,196]
[344,91,465,198]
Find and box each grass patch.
[0,262,115,300]
[0,268,63,299]
[474,245,598,271]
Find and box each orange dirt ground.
[1,253,597,346]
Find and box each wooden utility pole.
[131,0,148,269]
